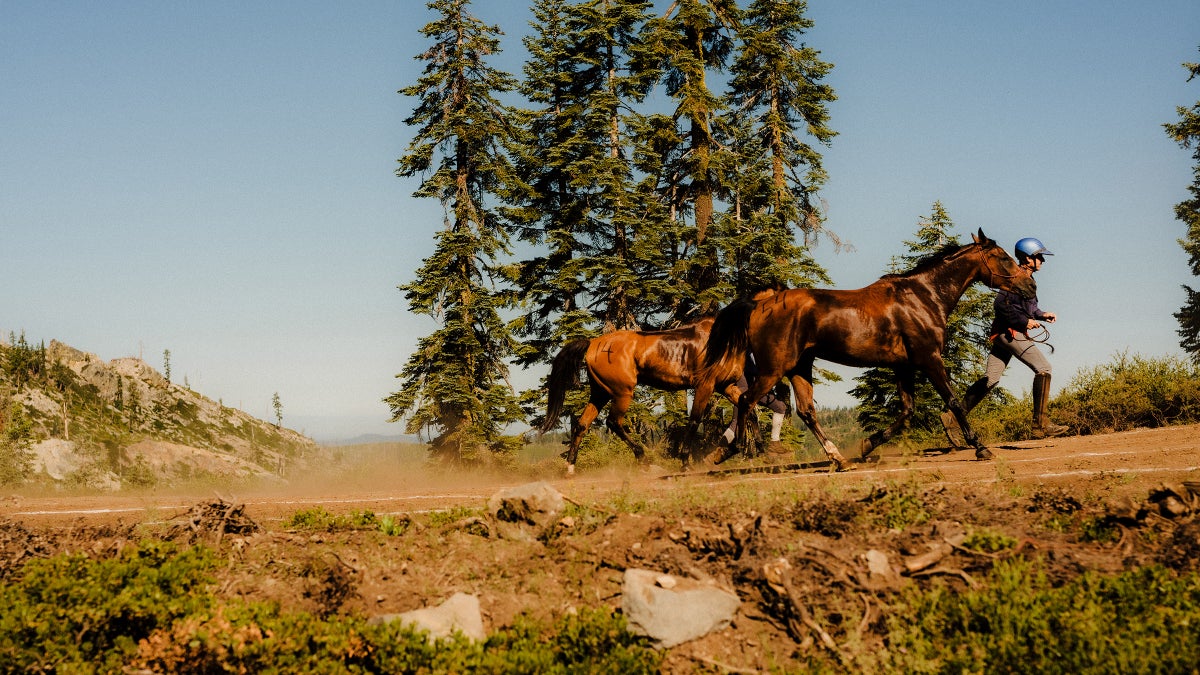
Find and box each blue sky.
[2,1,1197,442]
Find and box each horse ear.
[973,227,991,245]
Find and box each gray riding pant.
[982,332,1052,387]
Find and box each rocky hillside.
[0,336,317,489]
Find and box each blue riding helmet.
[1014,237,1053,260]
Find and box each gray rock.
[621,568,741,648]
[369,592,485,642]
[487,481,565,541]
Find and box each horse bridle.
[980,247,1028,290]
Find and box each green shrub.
[426,505,485,528]
[283,506,380,532]
[1051,353,1200,434]
[0,541,217,673]
[863,481,931,531]
[378,514,413,536]
[0,545,661,674]
[880,559,1200,674]
[1079,516,1121,544]
[961,527,1017,553]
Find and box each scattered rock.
[621,568,740,648]
[487,481,564,541]
[862,549,902,589]
[370,592,486,642]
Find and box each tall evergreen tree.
[851,203,997,438]
[386,0,524,462]
[1165,47,1200,362]
[643,0,741,319]
[721,0,836,295]
[512,0,661,364]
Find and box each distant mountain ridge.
[0,337,317,489]
[322,432,423,447]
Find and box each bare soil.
[3,425,1199,672]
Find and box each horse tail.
[541,338,590,432]
[700,299,756,386]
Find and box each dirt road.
[5,424,1197,526]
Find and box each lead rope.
[1024,325,1055,353]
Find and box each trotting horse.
[693,229,1036,471]
[541,317,752,475]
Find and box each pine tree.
[721,0,836,295]
[512,0,660,364]
[642,0,741,319]
[1165,47,1200,362]
[386,0,524,463]
[851,203,997,437]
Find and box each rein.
[1025,325,1056,353]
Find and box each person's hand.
[1027,319,1041,330]
[1042,312,1057,323]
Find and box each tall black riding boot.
[1031,372,1069,439]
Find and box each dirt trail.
[5,424,1197,526]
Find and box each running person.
[942,237,1070,444]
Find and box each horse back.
[585,320,711,393]
[749,286,917,367]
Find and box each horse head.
[972,228,1036,298]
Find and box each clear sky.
[3,1,1198,442]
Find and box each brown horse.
[541,317,747,475]
[693,229,1036,471]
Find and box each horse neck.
[904,251,984,315]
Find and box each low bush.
[284,506,381,532]
[879,559,1200,674]
[1049,353,1200,435]
[0,542,661,674]
[0,541,218,673]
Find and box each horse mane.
[880,240,974,279]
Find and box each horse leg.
[788,371,852,472]
[861,368,916,460]
[565,389,609,476]
[605,392,650,466]
[712,379,749,464]
[924,361,992,460]
[680,378,719,469]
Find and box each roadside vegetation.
[3,476,1199,673]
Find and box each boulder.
[621,568,740,648]
[487,481,565,541]
[369,592,486,642]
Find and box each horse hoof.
[859,437,876,460]
[834,459,856,472]
[975,447,995,461]
[566,464,576,476]
[712,446,738,465]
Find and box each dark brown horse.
[693,229,1036,471]
[541,317,747,475]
